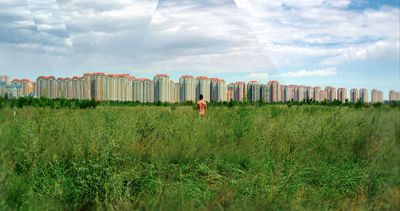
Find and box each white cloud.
[283,67,338,77]
[234,0,400,67]
[246,72,269,81]
[0,0,398,81]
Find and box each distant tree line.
[0,96,399,109]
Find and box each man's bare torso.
[197,100,207,116]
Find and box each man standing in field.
[197,94,207,117]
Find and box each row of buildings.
[1,74,399,103]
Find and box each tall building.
[154,74,170,102]
[267,80,280,103]
[371,89,383,103]
[0,76,9,97]
[305,86,314,101]
[247,81,260,102]
[170,81,180,103]
[179,75,196,102]
[57,78,73,99]
[320,90,327,101]
[282,85,296,102]
[325,86,337,102]
[17,79,35,97]
[121,74,134,102]
[82,73,93,100]
[72,76,84,99]
[294,85,305,102]
[389,90,400,101]
[89,72,107,101]
[234,81,247,102]
[313,87,321,102]
[133,78,154,103]
[210,78,227,102]
[196,76,211,102]
[227,83,235,101]
[7,80,23,98]
[106,74,118,101]
[37,76,57,99]
[350,88,359,103]
[260,84,270,102]
[359,88,368,103]
[337,88,347,103]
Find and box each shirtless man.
[197,94,207,117]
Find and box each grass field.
[0,105,399,210]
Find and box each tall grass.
[0,105,399,210]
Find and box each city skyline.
[1,72,399,103]
[0,0,399,98]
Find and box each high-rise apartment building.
[37,76,57,99]
[371,89,383,103]
[82,73,93,100]
[294,85,305,102]
[282,85,296,102]
[72,76,84,99]
[179,75,196,102]
[170,81,180,103]
[389,90,400,101]
[305,86,314,101]
[325,86,337,102]
[133,78,154,103]
[350,88,359,103]
[337,88,347,103]
[234,81,247,102]
[260,84,269,102]
[227,83,235,101]
[7,79,23,98]
[267,81,280,103]
[57,78,73,99]
[359,88,368,103]
[154,74,170,102]
[320,90,327,101]
[210,78,227,102]
[11,79,35,97]
[106,74,119,101]
[196,76,211,102]
[89,72,107,101]
[313,87,321,102]
[0,76,9,97]
[247,81,260,102]
[120,74,134,102]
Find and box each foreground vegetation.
[2,96,399,110]
[0,105,399,210]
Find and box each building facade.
[37,76,58,99]
[247,81,260,102]
[196,76,211,102]
[210,78,227,102]
[350,88,359,103]
[179,75,196,102]
[154,74,171,102]
[325,86,337,102]
[389,90,400,101]
[234,81,247,102]
[267,81,280,103]
[371,89,383,103]
[133,78,154,103]
[359,88,368,103]
[337,88,347,103]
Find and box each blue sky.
[0,0,399,99]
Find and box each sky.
[0,0,399,98]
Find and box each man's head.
[199,94,203,100]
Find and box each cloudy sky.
[0,0,399,97]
